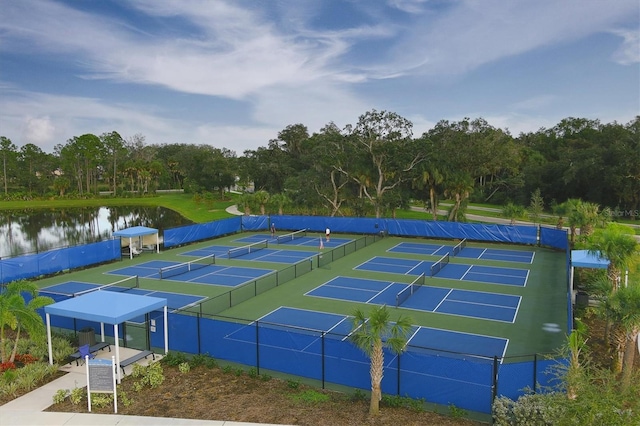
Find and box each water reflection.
[0,206,193,258]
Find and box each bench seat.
[69,342,111,366]
[119,350,155,374]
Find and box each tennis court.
[355,256,529,286]
[40,280,205,311]
[235,232,353,249]
[456,247,535,264]
[107,260,275,287]
[387,241,453,257]
[225,307,508,360]
[305,276,521,322]
[183,242,316,264]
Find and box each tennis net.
[276,229,307,244]
[452,238,467,256]
[228,239,268,259]
[395,273,426,307]
[159,254,216,279]
[74,275,140,297]
[430,253,450,277]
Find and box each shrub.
[131,362,164,391]
[52,389,69,404]
[160,351,188,367]
[69,387,85,405]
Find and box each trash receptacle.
[575,291,589,308]
[78,327,96,347]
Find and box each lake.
[0,206,193,258]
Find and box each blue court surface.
[182,244,316,264]
[306,276,521,323]
[387,241,453,257]
[235,233,352,249]
[355,256,529,287]
[40,281,205,311]
[457,247,535,264]
[225,307,508,360]
[107,260,275,287]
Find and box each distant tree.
[529,188,544,224]
[0,136,18,195]
[100,131,126,196]
[253,190,270,215]
[502,202,527,225]
[345,110,425,218]
[269,193,291,215]
[350,305,413,416]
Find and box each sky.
[0,0,638,156]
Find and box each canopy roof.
[113,226,158,238]
[571,249,610,269]
[44,291,166,324]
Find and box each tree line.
[1,111,638,219]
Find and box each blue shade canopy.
[44,291,166,324]
[571,250,610,269]
[113,226,158,238]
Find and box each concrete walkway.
[0,348,284,426]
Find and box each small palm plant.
[349,305,413,415]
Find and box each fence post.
[256,320,260,375]
[492,356,499,402]
[533,353,537,393]
[321,332,325,389]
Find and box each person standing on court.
[271,222,276,238]
[325,227,331,242]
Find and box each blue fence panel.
[67,240,120,269]
[322,335,399,394]
[167,312,199,354]
[38,248,71,276]
[540,227,568,250]
[200,318,258,366]
[400,350,494,414]
[164,217,242,248]
[149,310,166,350]
[323,336,371,390]
[386,219,538,245]
[497,361,535,400]
[267,215,382,235]
[537,358,565,391]
[257,326,323,380]
[242,215,269,231]
[1,253,41,283]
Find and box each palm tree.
[501,202,527,225]
[253,190,270,215]
[269,193,291,215]
[0,280,54,364]
[603,283,640,390]
[349,305,413,415]
[587,223,639,291]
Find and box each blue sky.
[1,0,638,155]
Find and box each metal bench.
[119,350,155,374]
[69,342,111,366]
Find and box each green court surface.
[37,232,567,358]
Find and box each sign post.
[86,356,117,413]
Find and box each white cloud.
[22,116,55,145]
[378,0,639,77]
[610,28,640,65]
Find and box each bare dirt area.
[46,364,482,426]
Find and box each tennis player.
[325,227,331,242]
